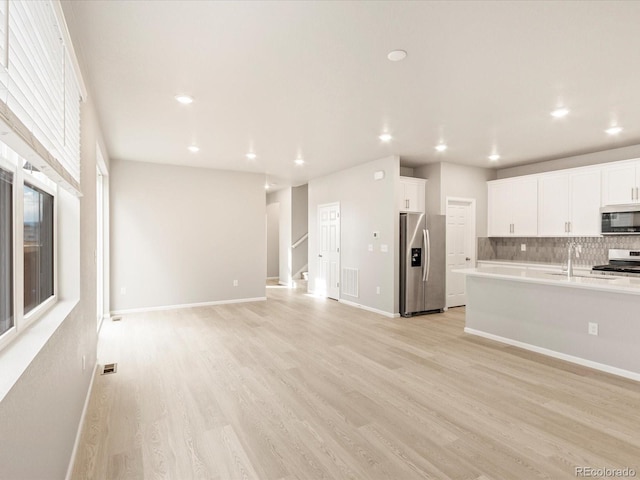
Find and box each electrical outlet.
[120,287,126,295]
[376,286,380,295]
[233,280,238,287]
[368,244,373,252]
[521,244,526,252]
[588,322,598,336]
[380,244,388,253]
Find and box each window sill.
[0,297,79,402]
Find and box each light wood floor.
[72,285,640,479]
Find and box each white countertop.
[456,265,640,295]
[476,259,593,270]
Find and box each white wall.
[415,162,495,238]
[309,156,399,316]
[497,144,640,179]
[414,163,441,218]
[110,160,266,311]
[266,202,280,278]
[440,162,496,238]
[0,90,107,478]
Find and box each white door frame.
[316,202,340,299]
[445,197,476,307]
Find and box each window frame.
[0,150,58,352]
[0,154,17,351]
[21,169,57,329]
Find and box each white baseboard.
[65,362,99,480]
[110,297,267,316]
[464,327,640,382]
[339,299,399,318]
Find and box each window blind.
[0,0,7,69]
[0,0,82,195]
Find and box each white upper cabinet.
[398,176,426,213]
[538,174,569,236]
[538,169,601,236]
[569,169,602,235]
[602,160,640,205]
[488,177,537,236]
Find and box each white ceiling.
[61,0,640,187]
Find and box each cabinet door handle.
[568,221,571,233]
[405,199,409,209]
[633,187,636,201]
[564,222,567,233]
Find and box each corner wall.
[291,184,308,278]
[415,162,495,238]
[309,156,399,316]
[266,202,280,278]
[0,91,106,479]
[267,188,292,285]
[110,160,266,311]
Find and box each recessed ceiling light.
[294,158,305,166]
[175,94,194,105]
[264,183,270,190]
[246,152,257,160]
[489,154,500,162]
[379,133,392,142]
[387,50,407,62]
[551,107,569,118]
[606,126,623,135]
[435,144,447,152]
[187,145,199,153]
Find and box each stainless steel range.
[592,249,640,276]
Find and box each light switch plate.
[380,244,388,253]
[368,244,373,252]
[521,244,526,252]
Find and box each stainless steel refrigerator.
[399,212,446,317]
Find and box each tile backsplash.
[477,236,640,266]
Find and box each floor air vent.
[101,363,118,375]
[111,315,122,322]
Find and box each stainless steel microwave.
[601,205,640,234]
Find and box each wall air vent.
[101,363,117,375]
[341,267,359,297]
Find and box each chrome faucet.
[566,241,579,278]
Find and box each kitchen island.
[458,265,640,381]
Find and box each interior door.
[317,203,340,299]
[446,200,475,307]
